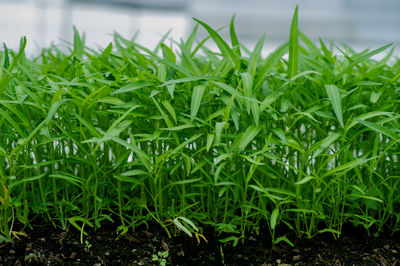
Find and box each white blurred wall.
[0,0,188,55]
[0,0,399,56]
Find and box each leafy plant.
[0,5,399,246]
[152,251,169,266]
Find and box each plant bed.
[1,5,400,264]
[1,219,400,265]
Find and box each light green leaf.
[248,34,265,77]
[238,125,262,153]
[230,14,241,56]
[162,100,177,124]
[240,72,253,114]
[313,132,341,158]
[111,81,154,95]
[191,85,205,121]
[270,208,279,230]
[325,84,344,128]
[193,18,239,68]
[355,118,399,140]
[215,121,226,145]
[254,42,288,90]
[121,169,148,176]
[288,5,299,78]
[206,133,214,152]
[324,158,368,176]
[295,176,314,185]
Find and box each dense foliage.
[1,7,399,245]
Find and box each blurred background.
[1,0,399,56]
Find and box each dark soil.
[1,220,399,265]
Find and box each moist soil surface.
[1,220,399,265]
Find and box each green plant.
[84,240,92,250]
[152,250,169,266]
[0,5,399,247]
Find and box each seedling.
[0,6,399,247]
[152,251,169,266]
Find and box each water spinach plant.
[1,7,399,246]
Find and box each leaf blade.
[325,84,344,128]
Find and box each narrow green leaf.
[111,81,154,95]
[324,84,344,128]
[74,113,102,137]
[223,96,235,122]
[184,24,199,53]
[215,153,232,165]
[273,236,294,247]
[97,97,125,105]
[0,37,27,94]
[288,5,299,78]
[294,176,314,185]
[317,228,341,236]
[162,100,177,124]
[238,125,262,153]
[121,169,148,176]
[206,133,214,152]
[247,34,265,77]
[73,26,83,60]
[215,121,226,145]
[341,43,392,75]
[251,100,260,126]
[254,42,288,90]
[348,194,383,203]
[111,136,152,174]
[219,236,239,247]
[355,118,399,140]
[170,178,202,186]
[160,124,195,131]
[347,111,394,131]
[160,76,222,87]
[324,158,367,176]
[167,84,175,99]
[181,42,202,75]
[45,99,69,125]
[8,173,46,188]
[191,85,205,121]
[230,14,241,56]
[270,208,279,230]
[260,90,284,112]
[213,81,243,100]
[161,43,176,64]
[193,18,239,68]
[2,43,9,69]
[313,132,341,158]
[0,146,6,157]
[68,216,93,237]
[241,72,253,114]
[173,217,195,237]
[50,172,84,188]
[114,174,146,184]
[153,29,172,54]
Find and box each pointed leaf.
[325,84,344,128]
[230,14,241,56]
[193,18,238,68]
[191,85,205,121]
[355,118,399,140]
[288,5,299,78]
[206,133,214,152]
[238,125,262,153]
[270,208,279,230]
